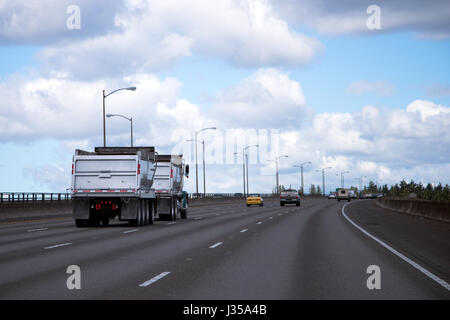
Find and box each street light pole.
[193,127,216,197]
[106,114,133,147]
[294,161,311,195]
[195,131,198,197]
[102,86,136,147]
[340,171,350,188]
[268,155,288,194]
[103,90,106,147]
[242,144,259,196]
[234,151,246,197]
[316,167,332,196]
[202,138,206,196]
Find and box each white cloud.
[0,73,209,148]
[211,68,310,128]
[17,0,322,78]
[274,0,450,39]
[0,0,125,44]
[1,68,449,192]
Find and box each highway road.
[0,198,448,299]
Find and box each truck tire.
[280,202,284,206]
[138,200,143,226]
[296,202,300,206]
[89,218,101,227]
[143,200,149,226]
[148,201,155,225]
[338,198,341,202]
[171,198,177,221]
[75,219,87,228]
[180,209,187,219]
[101,216,110,227]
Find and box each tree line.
[361,180,449,202]
[273,179,449,201]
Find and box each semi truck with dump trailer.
[153,154,189,221]
[70,147,189,227]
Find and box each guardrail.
[0,192,71,203]
[0,192,276,203]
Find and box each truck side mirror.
[185,164,189,177]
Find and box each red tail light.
[138,163,140,174]
[71,163,74,175]
[171,168,173,178]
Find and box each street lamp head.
[106,114,113,118]
[127,86,136,91]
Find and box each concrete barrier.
[0,196,280,222]
[376,197,450,223]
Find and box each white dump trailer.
[153,154,189,221]
[71,147,157,227]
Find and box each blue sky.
[1,1,449,194]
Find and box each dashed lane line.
[44,242,72,250]
[139,272,171,287]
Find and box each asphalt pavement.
[0,198,448,299]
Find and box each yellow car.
[246,194,263,207]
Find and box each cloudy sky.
[0,0,449,194]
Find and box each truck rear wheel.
[101,216,110,227]
[171,198,177,221]
[143,200,148,226]
[148,201,155,225]
[75,219,87,228]
[138,200,143,226]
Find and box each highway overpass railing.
[0,192,276,203]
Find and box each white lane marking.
[215,213,221,216]
[269,216,273,220]
[27,228,48,232]
[139,272,171,287]
[209,242,223,249]
[123,229,138,234]
[240,229,248,233]
[257,221,262,225]
[44,242,72,250]
[278,213,282,216]
[342,202,450,292]
[167,222,176,225]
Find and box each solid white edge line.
[341,202,450,292]
[240,229,248,233]
[209,242,223,249]
[257,221,262,225]
[27,228,48,232]
[44,242,72,250]
[139,272,171,287]
[167,222,176,225]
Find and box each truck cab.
[337,188,351,202]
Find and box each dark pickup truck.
[280,189,301,206]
